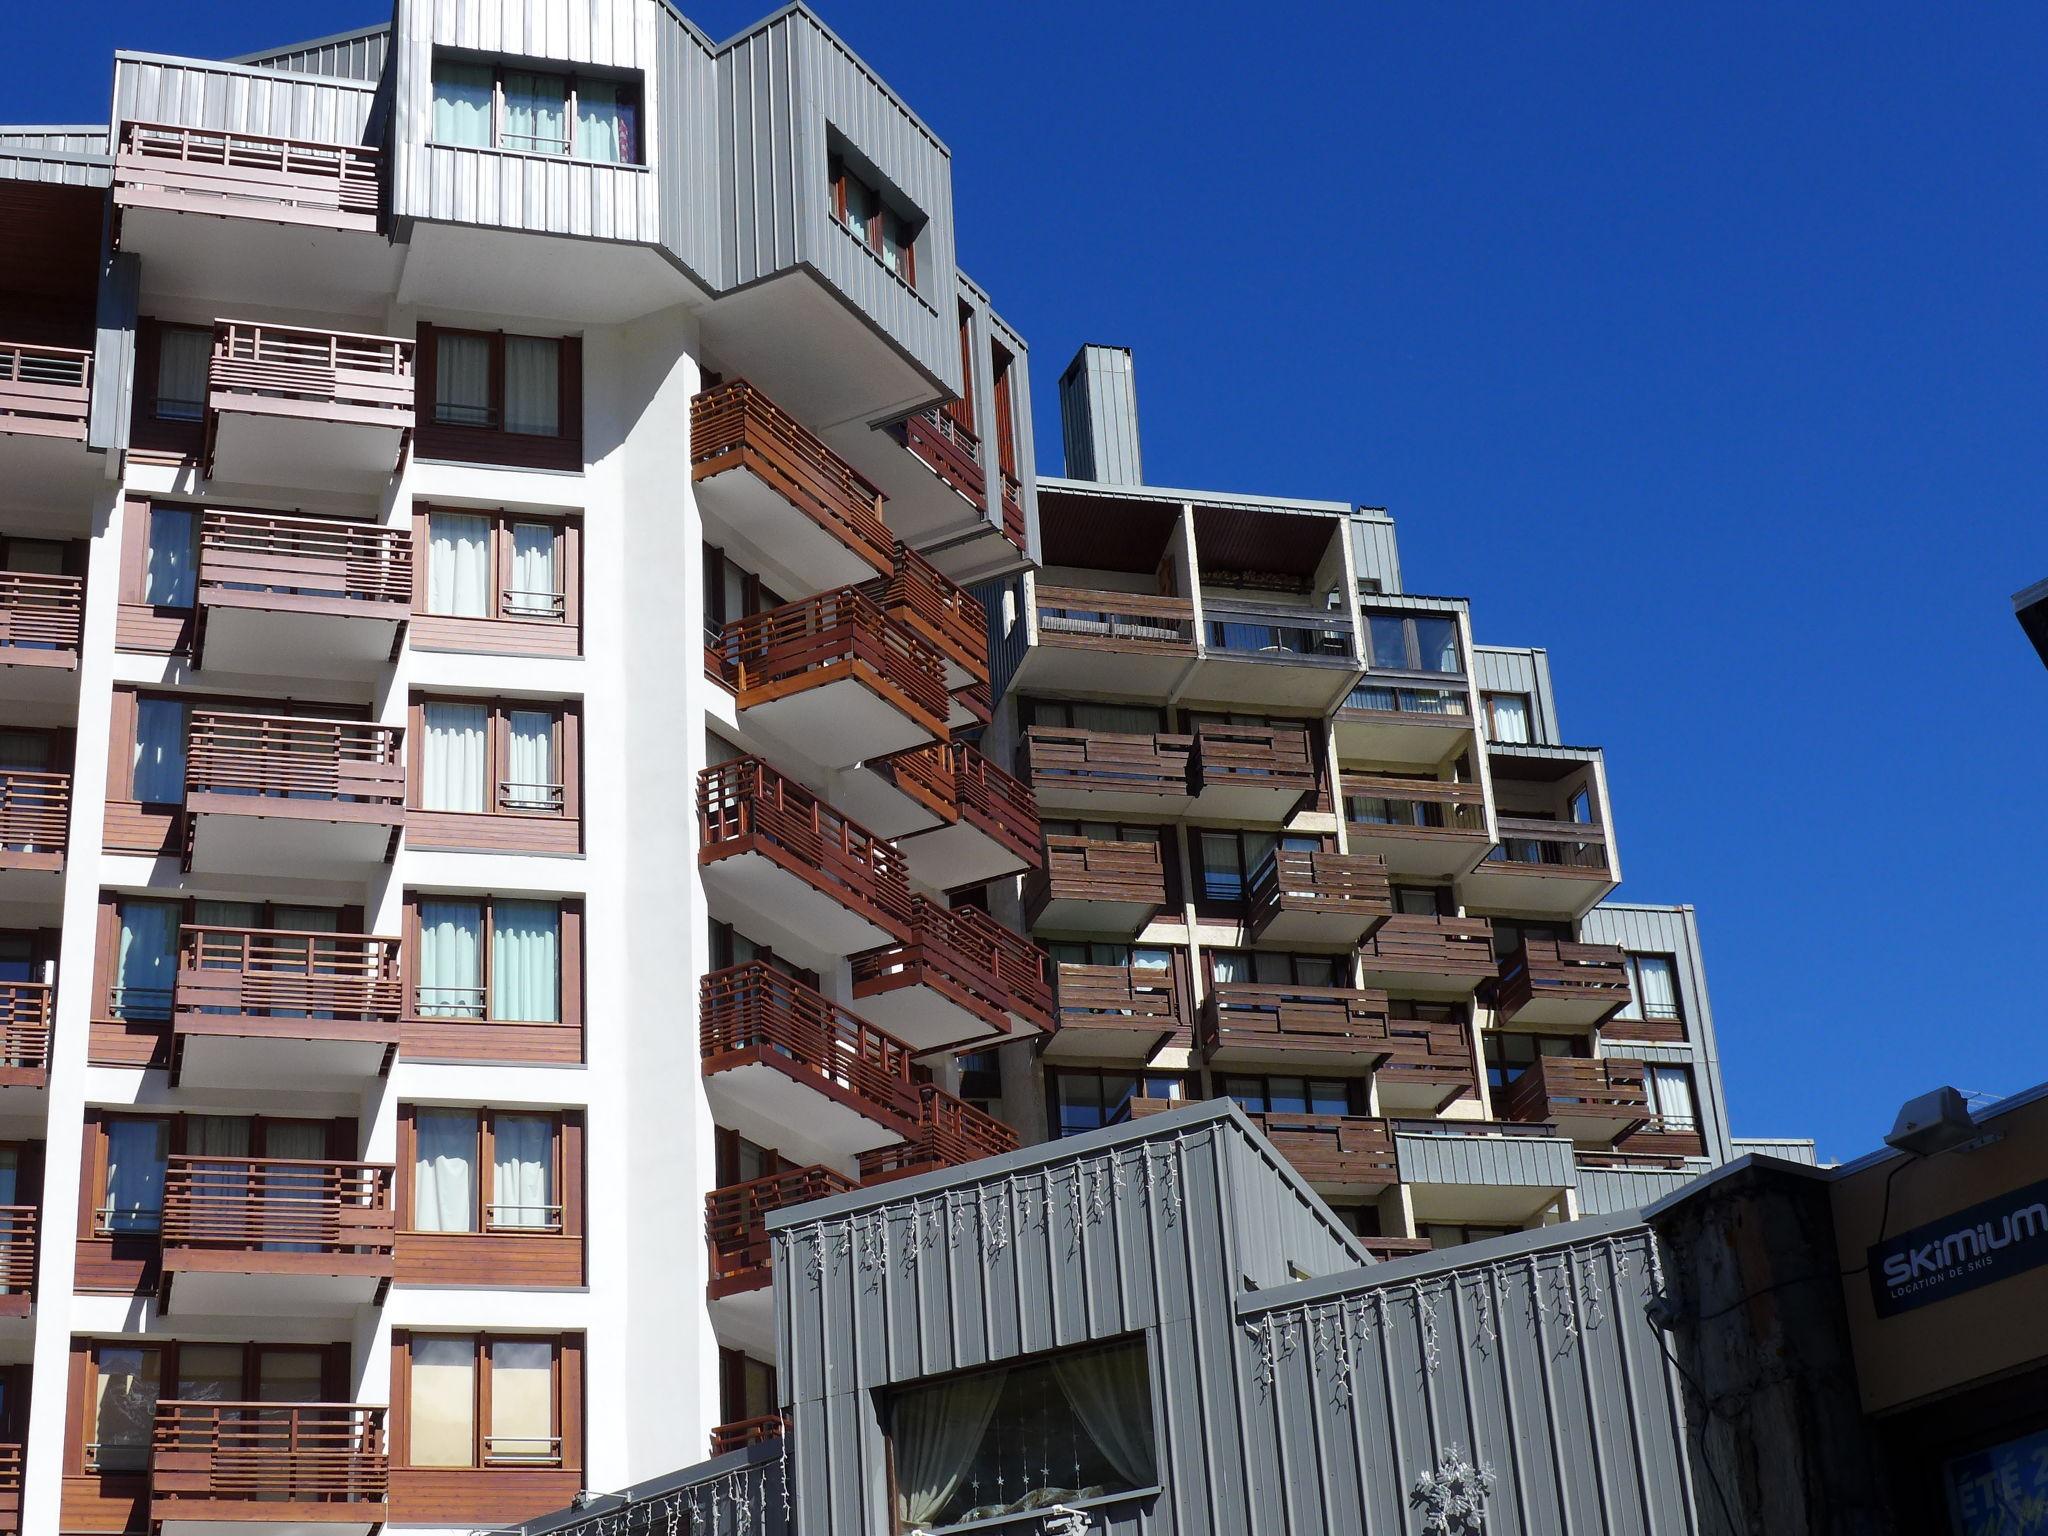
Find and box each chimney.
[1058,344,1143,485]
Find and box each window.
[1422,1223,1516,1250]
[1613,954,1683,1025]
[417,328,582,470]
[153,325,211,422]
[1042,941,1174,971]
[1389,884,1453,917]
[1221,1074,1361,1116]
[1364,611,1462,674]
[1482,1032,1581,1091]
[830,153,919,286]
[402,1332,573,1469]
[414,696,573,819]
[719,1349,777,1427]
[1645,1065,1699,1132]
[142,505,196,608]
[89,1113,340,1237]
[111,898,180,1020]
[100,1117,170,1234]
[1483,692,1533,744]
[1489,917,1570,962]
[1044,1068,1185,1138]
[412,894,573,1026]
[408,1108,565,1234]
[955,1051,1002,1116]
[1195,830,1317,906]
[86,1341,339,1471]
[1024,699,1168,734]
[88,1345,160,1471]
[430,59,639,164]
[1205,949,1341,987]
[130,697,187,804]
[707,920,819,990]
[420,507,576,631]
[887,1339,1156,1529]
[700,545,786,648]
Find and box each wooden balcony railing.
[1000,470,1027,551]
[1379,1013,1482,1103]
[1245,1112,1398,1188]
[1027,835,1167,916]
[0,770,69,859]
[1033,586,1196,653]
[714,587,948,733]
[873,542,988,684]
[1052,962,1184,1041]
[1487,815,1610,872]
[699,963,922,1129]
[116,120,382,229]
[1358,914,1497,982]
[1019,726,1193,802]
[1247,849,1391,940]
[1344,775,1489,835]
[947,742,1041,868]
[1189,723,1317,800]
[0,571,84,655]
[1500,1056,1649,1127]
[185,711,405,809]
[710,1416,786,1457]
[697,757,913,939]
[197,507,413,612]
[0,1441,18,1528]
[1341,681,1472,720]
[690,380,892,574]
[175,925,402,1025]
[161,1156,396,1259]
[707,1165,857,1296]
[902,407,985,508]
[1495,941,1632,1025]
[1359,1235,1434,1262]
[0,342,90,439]
[0,982,52,1080]
[1199,983,1392,1062]
[0,1207,36,1299]
[851,896,1054,1036]
[1201,598,1355,662]
[151,1401,387,1511]
[857,1083,1019,1182]
[209,320,413,417]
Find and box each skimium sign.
[1869,1177,2048,1319]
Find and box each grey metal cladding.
[234,25,394,82]
[0,131,112,188]
[1577,1162,1709,1216]
[90,251,140,455]
[111,53,382,147]
[1351,511,1404,594]
[987,300,1041,565]
[1239,1221,1700,1536]
[1395,1130,1579,1190]
[655,9,722,285]
[1059,344,1143,485]
[502,1439,790,1536]
[1472,645,1562,742]
[1730,1137,1818,1165]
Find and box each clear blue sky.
[19,3,2046,1160]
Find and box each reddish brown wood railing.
[870,742,959,826]
[184,711,404,807]
[1360,1235,1434,1261]
[160,1157,396,1256]
[1032,586,1195,651]
[1199,983,1392,1059]
[1501,1056,1649,1125]
[690,381,891,574]
[947,742,1040,867]
[902,407,985,508]
[707,1165,857,1296]
[1052,962,1184,1036]
[1495,940,1631,1024]
[1359,914,1496,979]
[1000,471,1027,551]
[851,896,1053,1034]
[1240,1111,1398,1187]
[697,758,913,938]
[699,963,922,1126]
[714,587,948,731]
[1019,726,1193,800]
[1344,774,1489,834]
[116,120,381,225]
[175,925,402,1023]
[1379,1013,1481,1103]
[0,1440,18,1524]
[1247,849,1390,937]
[1487,815,1610,871]
[857,1083,1018,1181]
[709,1416,786,1456]
[210,320,413,412]
[0,982,54,1078]
[0,1207,35,1298]
[0,342,90,438]
[0,770,68,856]
[1190,723,1316,797]
[198,508,413,609]
[875,542,987,683]
[0,572,84,653]
[1026,835,1167,914]
[151,1401,387,1508]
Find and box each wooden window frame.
[1620,953,1685,1024]
[396,1106,581,1239]
[94,890,357,1024]
[708,919,819,992]
[1363,609,1465,677]
[429,60,642,166]
[1189,826,1324,918]
[72,1338,350,1476]
[1042,1065,1190,1138]
[128,319,212,463]
[712,1128,785,1189]
[1215,1071,1369,1118]
[1022,697,1170,733]
[80,1111,354,1239]
[828,152,919,289]
[390,1330,583,1472]
[1481,691,1534,742]
[406,695,582,855]
[416,325,584,472]
[411,504,582,658]
[717,1348,779,1427]
[113,496,200,653]
[400,893,584,1066]
[1201,948,1346,989]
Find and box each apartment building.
[0,4,1782,1534]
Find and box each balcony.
[159,1155,396,1317]
[713,588,948,768]
[1190,599,1360,710]
[872,543,989,704]
[1376,1013,1483,1114]
[1138,1101,1398,1198]
[171,924,401,1089]
[1360,1235,1434,1262]
[901,407,987,512]
[1499,1056,1650,1144]
[707,1164,857,1353]
[1460,747,1619,916]
[851,896,1053,1052]
[1343,776,1492,878]
[1394,1122,1578,1226]
[710,1417,787,1458]
[1024,835,1168,936]
[150,1401,387,1534]
[1357,915,1497,995]
[699,964,923,1165]
[1019,726,1194,817]
[0,571,84,688]
[1494,941,1632,1028]
[1187,723,1317,819]
[1043,961,1185,1063]
[1199,983,1393,1069]
[0,1207,34,1319]
[183,712,404,877]
[0,341,90,443]
[895,744,1041,890]
[1014,583,1197,697]
[0,768,68,896]
[115,121,380,230]
[691,381,894,591]
[856,1083,1019,1183]
[832,741,959,842]
[203,321,414,490]
[0,1443,14,1531]
[698,758,913,955]
[1247,849,1391,947]
[193,510,412,679]
[0,982,51,1099]
[1334,679,1476,767]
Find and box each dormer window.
[829,152,918,286]
[432,57,641,166]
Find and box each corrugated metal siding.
[1731,1138,1819,1165]
[0,126,110,155]
[90,251,140,455]
[1396,1131,1579,1191]
[654,7,721,285]
[1351,512,1403,594]
[975,575,1028,706]
[504,1439,790,1536]
[1472,645,1562,742]
[1240,1220,1699,1536]
[0,146,111,188]
[236,25,393,82]
[1577,1163,1711,1215]
[1059,343,1143,484]
[112,53,382,146]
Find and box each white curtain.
[272,904,339,1021]
[491,1114,553,1228]
[576,80,635,164]
[262,1120,328,1253]
[503,337,559,436]
[894,1369,1007,1527]
[1638,957,1679,1021]
[1209,950,1252,984]
[155,328,211,421]
[505,711,555,810]
[432,63,494,148]
[491,901,559,1022]
[1650,1066,1698,1130]
[144,506,196,606]
[409,1337,476,1467]
[422,702,488,813]
[104,1119,169,1233]
[186,1115,251,1235]
[417,900,484,1018]
[116,901,179,1020]
[1489,694,1532,744]
[489,1340,555,1461]
[1053,1347,1158,1489]
[502,70,569,153]
[434,333,493,426]
[428,513,490,618]
[509,523,558,616]
[132,698,187,803]
[414,1110,477,1233]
